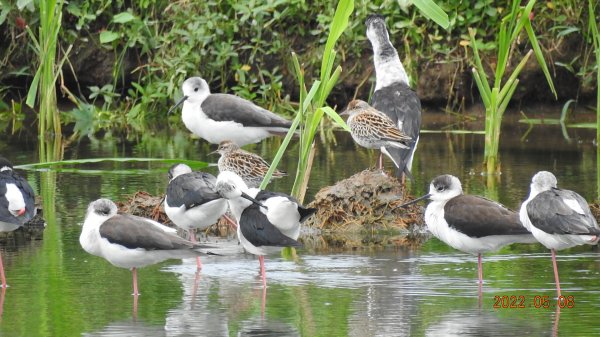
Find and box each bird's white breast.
[4,183,25,214]
[263,196,300,240]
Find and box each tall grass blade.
[412,0,450,29]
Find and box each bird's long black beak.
[167,95,188,115]
[396,193,431,208]
[241,192,268,210]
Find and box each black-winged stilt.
[366,14,422,180]
[79,198,217,295]
[168,77,292,146]
[0,156,36,288]
[341,99,412,171]
[400,175,536,292]
[519,171,600,297]
[214,171,316,287]
[164,163,229,270]
[213,140,287,188]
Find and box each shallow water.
[0,107,599,336]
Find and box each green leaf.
[322,106,349,131]
[99,31,120,43]
[320,0,353,80]
[112,12,135,24]
[25,68,41,108]
[412,0,449,29]
[524,21,557,99]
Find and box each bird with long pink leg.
[215,171,316,287]
[0,156,36,288]
[79,198,217,295]
[520,171,600,298]
[399,174,536,296]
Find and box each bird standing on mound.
[213,140,287,188]
[519,171,600,298]
[215,171,316,287]
[366,14,422,180]
[341,99,412,171]
[168,77,292,146]
[80,198,217,295]
[0,156,36,288]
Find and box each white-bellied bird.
[80,198,217,295]
[519,171,600,298]
[168,77,292,146]
[164,163,229,270]
[0,156,36,288]
[215,171,316,287]
[400,175,536,292]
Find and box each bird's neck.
[373,45,409,90]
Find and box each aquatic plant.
[589,0,600,199]
[469,0,556,175]
[25,0,70,140]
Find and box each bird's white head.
[168,163,192,181]
[87,198,118,220]
[428,175,463,202]
[0,156,13,172]
[215,171,248,200]
[181,77,211,104]
[365,14,391,52]
[530,171,557,196]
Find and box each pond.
[0,105,599,336]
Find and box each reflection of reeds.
[469,0,556,175]
[258,0,352,203]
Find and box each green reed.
[589,0,600,199]
[259,0,353,203]
[469,0,556,175]
[25,0,69,140]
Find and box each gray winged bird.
[366,14,422,181]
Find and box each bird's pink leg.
[189,229,202,270]
[132,267,139,296]
[0,252,6,288]
[378,153,384,170]
[259,256,266,288]
[477,253,483,298]
[223,215,237,230]
[551,249,562,298]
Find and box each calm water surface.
[0,107,599,336]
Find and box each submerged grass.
[589,0,600,199]
[16,157,208,171]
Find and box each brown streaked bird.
[341,99,413,170]
[213,140,287,188]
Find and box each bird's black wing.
[239,203,302,248]
[372,82,421,179]
[444,195,528,238]
[527,189,600,235]
[203,94,292,128]
[0,171,36,224]
[99,214,197,250]
[167,171,221,209]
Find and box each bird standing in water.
[520,171,600,298]
[0,156,36,288]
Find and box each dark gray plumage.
[166,170,221,210]
[202,94,292,129]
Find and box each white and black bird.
[400,175,536,291]
[341,99,413,171]
[0,156,36,288]
[366,14,422,180]
[519,171,600,298]
[79,198,217,295]
[164,164,229,270]
[215,171,316,287]
[168,77,292,146]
